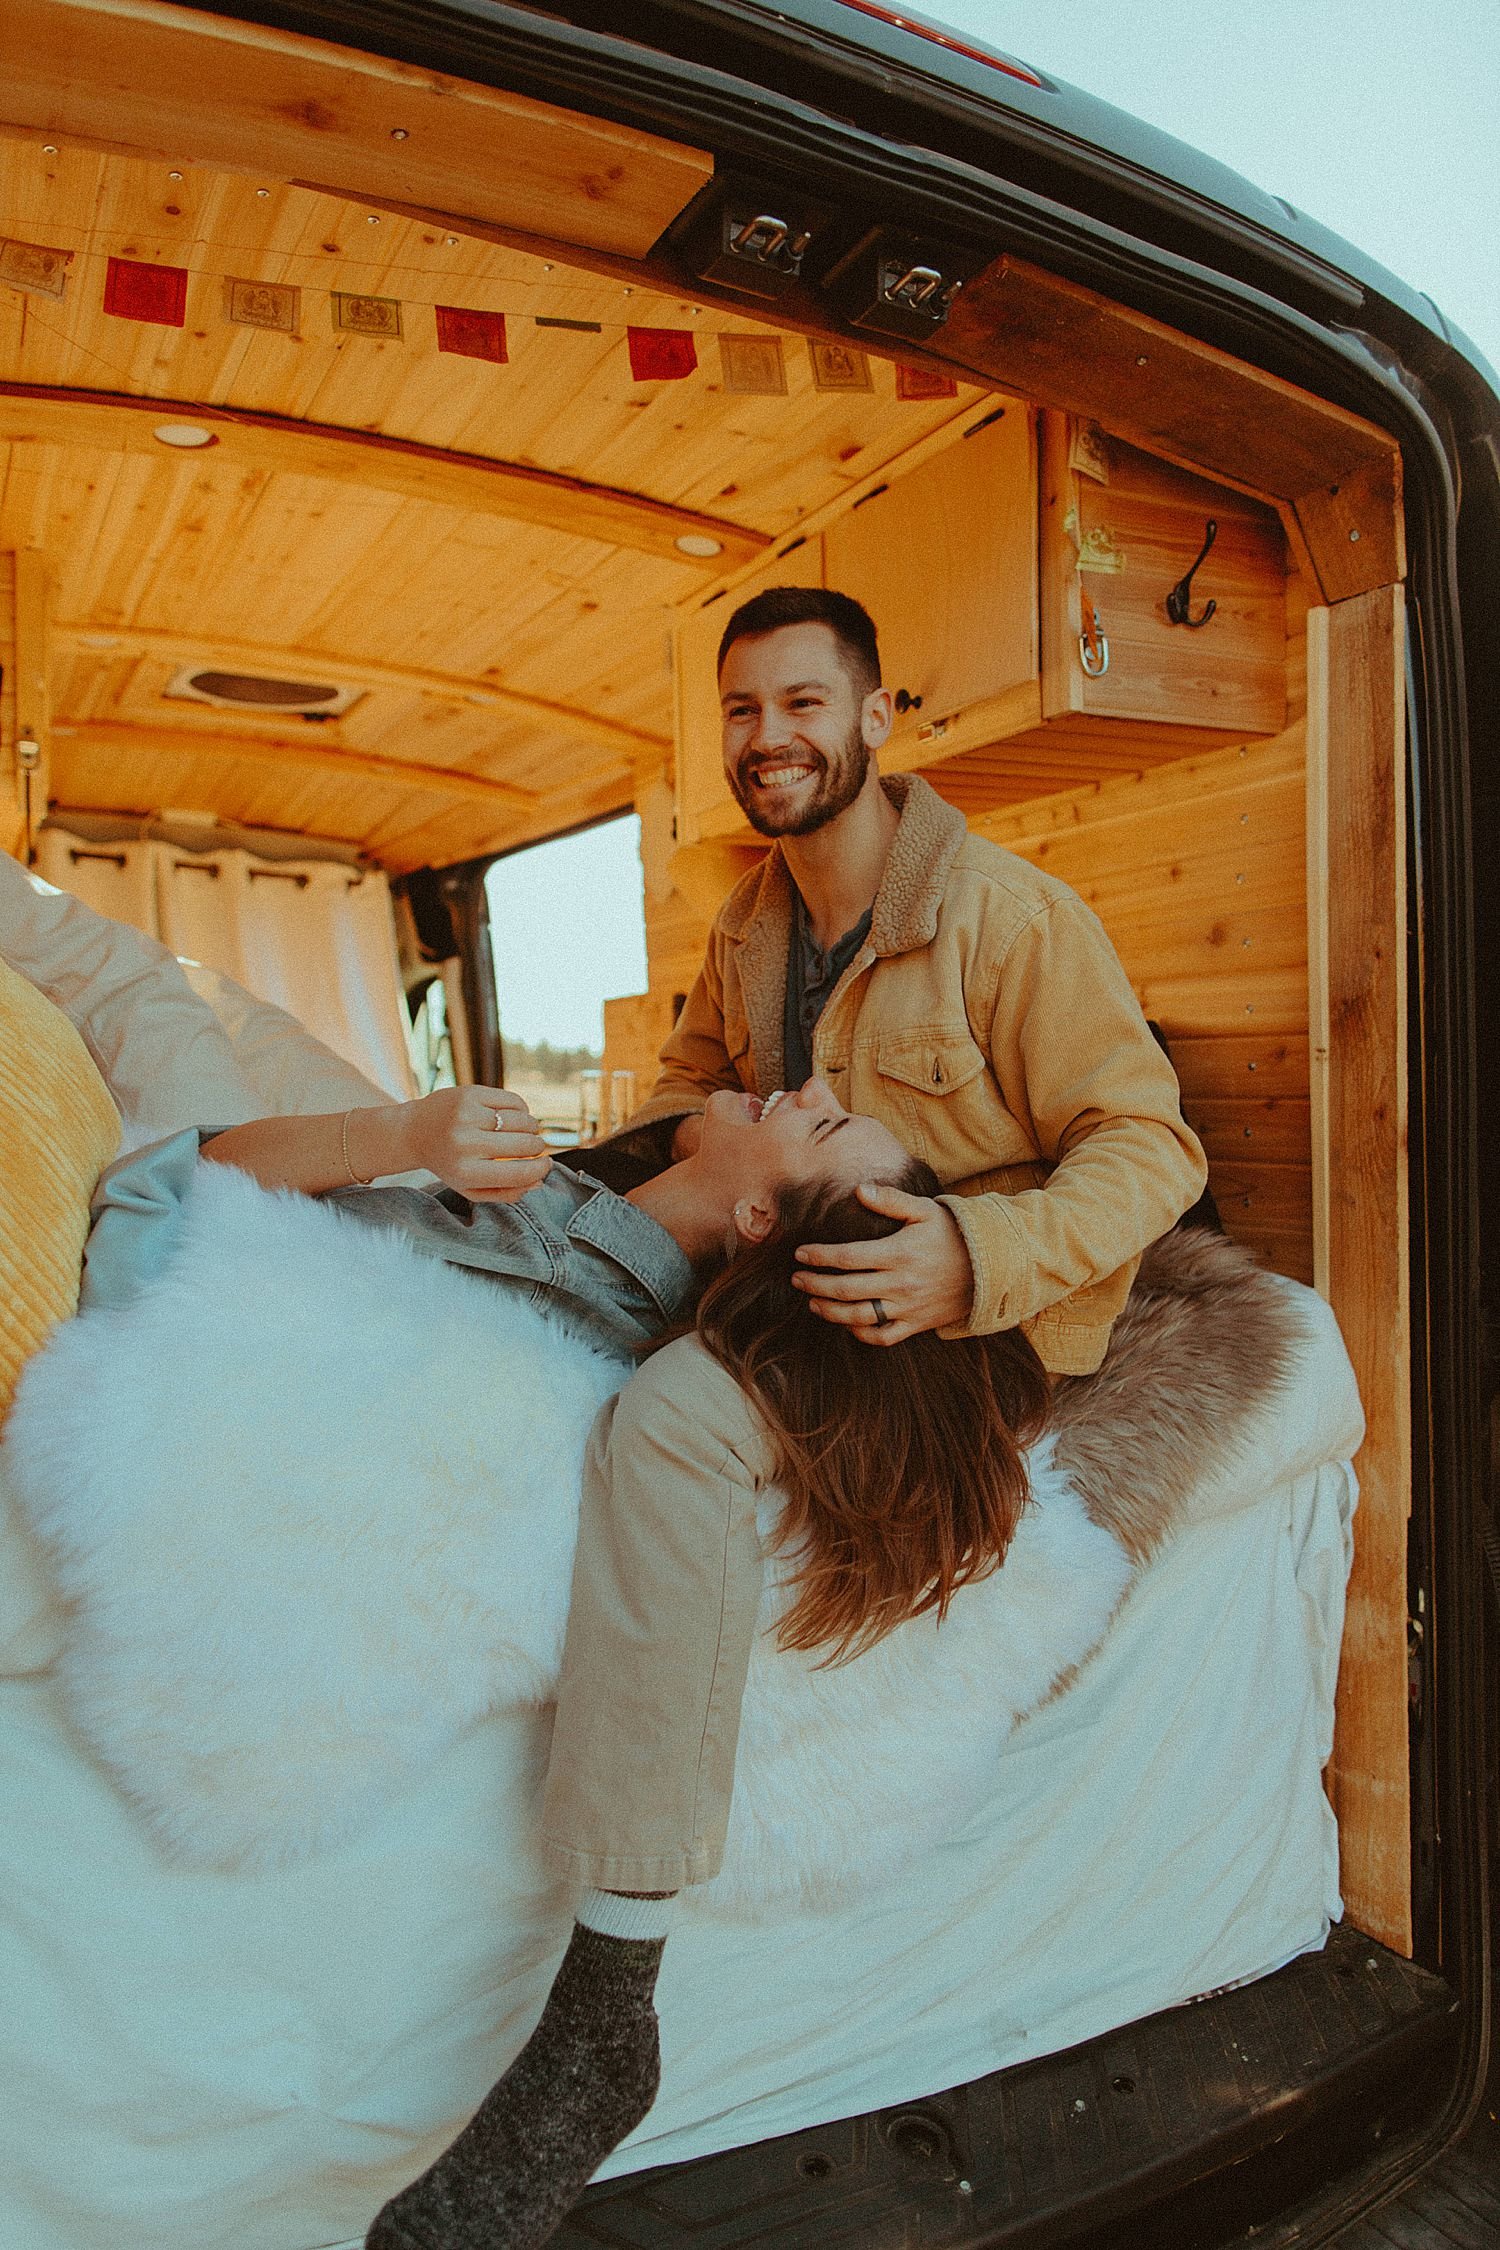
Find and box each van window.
[484,817,649,1144]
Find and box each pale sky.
[487,817,648,1052]
[495,5,1497,1055]
[931,0,1499,378]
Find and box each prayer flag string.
[2,234,961,398]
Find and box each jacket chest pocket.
[871,1032,1036,1174]
[874,1033,988,1098]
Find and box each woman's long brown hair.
[693,1160,1051,1663]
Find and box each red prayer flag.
[627,326,697,381]
[104,256,188,327]
[895,363,958,401]
[435,306,508,364]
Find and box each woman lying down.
[42,1074,1306,2250]
[77,1072,1044,2248]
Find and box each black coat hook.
[1165,518,1218,628]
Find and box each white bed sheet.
[0,1451,1351,2250]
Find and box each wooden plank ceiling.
[0,136,985,870]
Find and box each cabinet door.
[823,408,1037,766]
[674,537,824,844]
[1041,414,1287,738]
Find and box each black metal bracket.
[1165,517,1219,627]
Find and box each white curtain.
[35,832,416,1101]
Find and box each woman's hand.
[205,1088,552,1200]
[386,1086,552,1202]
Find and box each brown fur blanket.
[1050,1223,1308,1568]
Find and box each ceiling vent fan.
[164,666,363,719]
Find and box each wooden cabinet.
[674,538,824,845]
[1039,413,1287,740]
[673,406,1290,844]
[823,408,1038,770]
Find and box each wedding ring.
[871,1298,890,1327]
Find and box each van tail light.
[830,1,1047,88]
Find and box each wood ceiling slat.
[3,0,711,257]
[0,387,770,570]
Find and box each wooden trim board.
[52,624,670,761]
[1306,585,1412,1955]
[0,387,767,574]
[935,256,1404,607]
[50,717,542,809]
[1,0,710,259]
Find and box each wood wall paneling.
[966,724,1312,1283]
[0,549,49,857]
[0,552,20,853]
[1307,586,1412,1955]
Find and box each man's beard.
[728,723,871,839]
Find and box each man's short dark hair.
[716,586,881,699]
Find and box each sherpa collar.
[720,774,968,959]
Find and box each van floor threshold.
[559,1922,1454,2248]
[1340,2109,1500,2248]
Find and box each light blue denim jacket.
[83,1132,699,1360]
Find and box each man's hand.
[792,1182,975,1344]
[396,1085,552,1203]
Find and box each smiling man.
[627,585,1208,1373]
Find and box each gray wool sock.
[365,1921,665,2250]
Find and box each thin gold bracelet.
[341,1108,371,1188]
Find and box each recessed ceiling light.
[153,422,217,449]
[674,533,723,558]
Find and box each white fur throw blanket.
[5,1165,1328,1913]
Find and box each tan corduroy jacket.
[632,775,1207,1375]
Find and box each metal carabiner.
[1078,584,1110,677]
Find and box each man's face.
[690,1077,908,1240]
[719,623,889,839]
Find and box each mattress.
[0,1443,1352,2250]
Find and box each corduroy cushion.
[0,951,120,1425]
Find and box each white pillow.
[0,853,390,1138]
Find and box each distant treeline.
[505,1038,602,1083]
